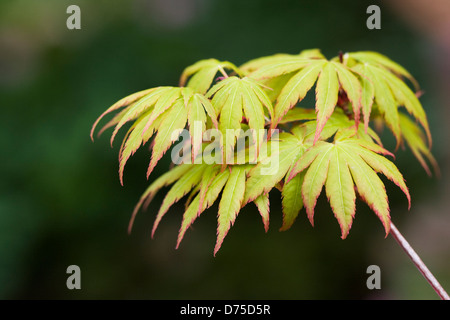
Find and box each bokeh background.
[1,0,449,299]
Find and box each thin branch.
[390,221,449,300]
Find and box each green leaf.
[244,77,274,119]
[254,193,270,232]
[152,164,207,237]
[352,64,375,132]
[350,58,428,146]
[142,87,186,134]
[399,113,439,176]
[109,87,173,145]
[273,60,325,127]
[324,145,356,238]
[177,196,201,247]
[248,56,367,140]
[197,165,221,213]
[290,141,332,225]
[240,79,266,132]
[298,48,326,59]
[176,168,230,248]
[261,72,295,103]
[297,108,382,146]
[348,51,419,89]
[196,93,219,128]
[289,137,410,237]
[249,57,312,80]
[215,165,247,255]
[374,66,431,146]
[207,77,274,162]
[128,164,193,233]
[341,147,391,235]
[184,183,201,210]
[184,67,220,95]
[90,88,156,141]
[117,105,171,185]
[217,80,242,161]
[92,83,223,183]
[364,65,401,144]
[347,141,411,209]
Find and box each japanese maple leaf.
[129,163,270,256]
[347,51,431,147]
[247,50,364,144]
[206,76,274,162]
[90,87,218,184]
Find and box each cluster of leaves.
[91,49,437,255]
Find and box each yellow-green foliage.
[92,49,436,255]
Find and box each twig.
[390,221,450,300]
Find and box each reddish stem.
[339,51,344,63]
[390,221,450,300]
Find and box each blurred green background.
[1,0,449,299]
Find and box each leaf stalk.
[390,221,449,300]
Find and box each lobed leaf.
[352,64,375,132]
[364,65,401,144]
[314,62,340,143]
[128,164,192,234]
[207,76,274,162]
[348,51,419,89]
[280,171,305,231]
[289,137,410,237]
[249,57,312,80]
[273,60,325,128]
[91,50,433,255]
[374,66,431,146]
[399,113,439,176]
[118,109,160,185]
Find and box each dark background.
[1,0,449,299]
